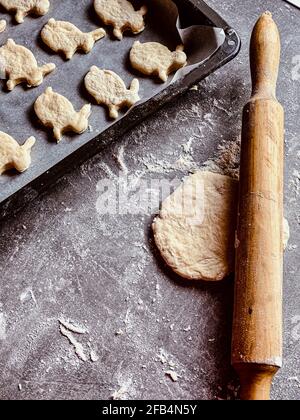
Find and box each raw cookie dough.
[0,131,35,175]
[41,19,106,60]
[84,66,140,119]
[0,19,6,33]
[0,39,55,90]
[34,87,91,142]
[153,171,290,281]
[130,41,187,82]
[0,0,50,24]
[94,0,147,40]
[153,172,238,281]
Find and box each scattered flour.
[59,324,88,362]
[0,313,7,340]
[90,349,99,362]
[202,138,241,179]
[165,370,179,382]
[111,386,128,400]
[134,132,241,179]
[291,169,300,196]
[288,377,300,388]
[111,379,133,400]
[114,144,129,174]
[20,288,37,306]
[156,348,168,364]
[59,319,88,334]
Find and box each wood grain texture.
[231,12,284,400]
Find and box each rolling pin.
[231,12,284,400]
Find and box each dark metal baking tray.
[0,0,240,220]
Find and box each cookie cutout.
[41,18,106,60]
[0,131,35,175]
[34,87,91,142]
[0,19,6,33]
[0,0,50,24]
[85,66,140,119]
[0,39,55,90]
[130,41,187,82]
[94,0,147,40]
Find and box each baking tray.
[0,0,240,220]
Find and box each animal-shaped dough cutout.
[41,19,106,60]
[0,39,55,90]
[34,87,91,142]
[84,66,140,119]
[0,131,35,175]
[130,41,187,82]
[94,0,147,40]
[0,19,6,33]
[0,0,50,24]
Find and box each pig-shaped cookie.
[94,0,147,40]
[41,19,106,60]
[84,66,140,119]
[0,131,36,175]
[130,41,187,82]
[34,87,91,142]
[0,39,55,91]
[0,0,50,24]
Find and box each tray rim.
[0,0,241,221]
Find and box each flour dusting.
[59,324,87,362]
[165,370,179,382]
[202,138,241,178]
[90,349,99,362]
[0,313,6,340]
[59,318,88,334]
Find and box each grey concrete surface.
[0,0,299,400]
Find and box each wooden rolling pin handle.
[235,364,279,401]
[232,12,284,401]
[250,11,280,99]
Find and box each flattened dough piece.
[41,19,106,60]
[153,171,290,281]
[153,172,238,281]
[34,87,91,142]
[85,66,140,119]
[94,0,147,40]
[0,131,35,175]
[0,0,50,24]
[0,19,6,33]
[0,38,55,90]
[130,41,187,82]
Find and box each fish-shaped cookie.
[41,19,106,60]
[0,39,55,90]
[0,0,50,24]
[34,87,91,142]
[0,131,36,175]
[94,0,147,40]
[130,41,187,82]
[84,66,140,119]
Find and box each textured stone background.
[0,0,299,400]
